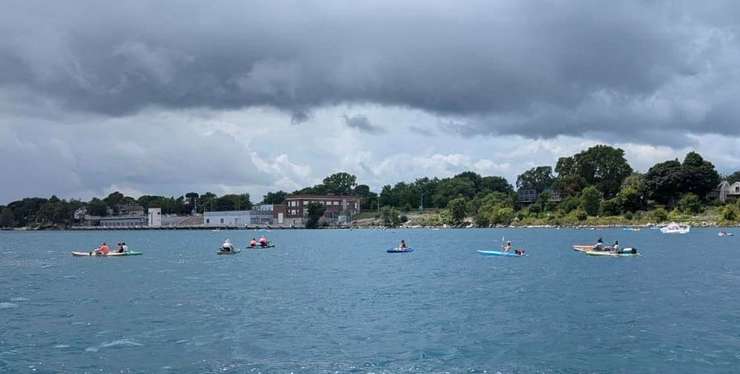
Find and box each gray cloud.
[342,114,383,134]
[1,1,739,142]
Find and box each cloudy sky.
[2,0,740,203]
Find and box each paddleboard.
[477,250,525,257]
[71,251,142,257]
[387,248,414,253]
[217,248,241,255]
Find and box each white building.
[147,208,162,227]
[204,210,254,227]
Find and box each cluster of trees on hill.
[2,145,739,229]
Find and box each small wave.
[0,302,18,309]
[85,338,143,352]
[10,297,29,302]
[54,344,70,349]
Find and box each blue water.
[2,228,740,373]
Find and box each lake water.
[1,228,739,373]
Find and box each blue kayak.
[387,248,414,253]
[477,250,525,257]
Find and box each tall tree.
[447,197,468,225]
[480,176,514,194]
[322,172,357,195]
[643,160,683,205]
[680,152,721,199]
[580,186,602,216]
[516,166,554,192]
[262,191,287,205]
[556,145,633,198]
[305,202,326,229]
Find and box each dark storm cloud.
[342,114,383,134]
[2,1,740,142]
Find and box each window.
[220,218,224,224]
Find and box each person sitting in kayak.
[222,239,234,253]
[119,242,128,253]
[503,241,513,252]
[514,248,525,256]
[95,242,110,256]
[258,236,269,247]
[249,238,257,248]
[399,240,408,250]
[612,240,620,253]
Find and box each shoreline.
[3,222,739,231]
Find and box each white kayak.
[71,251,142,256]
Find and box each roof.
[286,195,360,200]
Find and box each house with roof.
[715,181,740,203]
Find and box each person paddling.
[249,238,257,248]
[399,240,408,250]
[503,240,513,252]
[612,240,620,253]
[95,242,110,256]
[258,236,269,247]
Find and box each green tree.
[652,207,668,223]
[305,202,326,229]
[680,152,721,199]
[480,176,514,194]
[600,197,622,216]
[492,207,515,225]
[643,160,683,205]
[721,205,737,222]
[448,197,468,225]
[0,207,15,227]
[262,191,287,204]
[516,166,554,193]
[556,145,633,198]
[322,172,357,195]
[580,186,602,216]
[87,198,109,217]
[676,193,702,214]
[214,194,251,211]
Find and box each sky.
[2,0,740,204]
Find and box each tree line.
[2,145,740,228]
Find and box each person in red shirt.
[95,242,110,256]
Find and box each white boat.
[718,231,734,237]
[660,222,690,234]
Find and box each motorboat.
[660,222,690,234]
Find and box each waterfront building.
[284,195,361,226]
[204,210,254,227]
[715,181,740,203]
[517,188,562,204]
